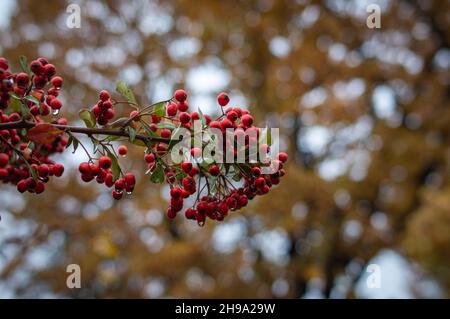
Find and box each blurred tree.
[0,0,449,298]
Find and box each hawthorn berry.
[112,190,123,200]
[99,90,110,102]
[124,172,136,186]
[217,92,230,106]
[99,156,112,169]
[181,161,192,173]
[0,153,9,167]
[209,165,220,176]
[241,114,253,127]
[118,145,128,156]
[144,153,155,163]
[50,98,62,110]
[179,112,191,124]
[278,152,288,163]
[167,102,178,116]
[177,101,189,112]
[174,89,187,102]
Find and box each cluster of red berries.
[0,57,67,194]
[143,89,289,225]
[91,90,115,126]
[78,156,136,200]
[1,56,288,227]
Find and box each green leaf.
[105,135,121,142]
[10,92,21,100]
[156,122,176,130]
[116,81,138,106]
[19,55,31,75]
[152,101,166,117]
[198,108,206,126]
[150,164,165,184]
[66,135,73,149]
[20,104,30,116]
[24,95,39,105]
[128,127,136,142]
[9,98,22,113]
[79,109,96,128]
[29,166,38,180]
[72,137,79,153]
[106,149,120,180]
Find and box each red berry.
[185,208,197,220]
[0,168,8,180]
[114,178,125,191]
[174,89,187,102]
[217,92,230,106]
[251,167,261,176]
[167,102,178,116]
[99,90,110,102]
[105,174,114,187]
[92,105,102,117]
[179,112,191,124]
[51,76,63,88]
[35,181,45,194]
[255,177,265,188]
[241,114,253,127]
[118,145,128,156]
[170,187,183,199]
[16,73,30,88]
[167,208,177,219]
[30,60,43,75]
[129,110,140,122]
[104,108,115,120]
[112,190,123,200]
[37,164,49,178]
[99,156,112,169]
[226,110,238,122]
[53,164,64,177]
[81,174,94,182]
[0,153,9,167]
[0,57,9,70]
[17,179,28,193]
[181,161,192,173]
[160,128,171,138]
[50,98,62,110]
[9,113,21,122]
[209,165,220,176]
[124,172,136,186]
[43,64,56,78]
[278,152,288,163]
[78,162,91,174]
[177,101,189,112]
[144,153,155,163]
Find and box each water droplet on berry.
[126,191,132,195]
[52,109,60,116]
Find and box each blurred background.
[0,0,449,298]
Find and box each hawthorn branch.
[0,120,176,144]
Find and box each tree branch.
[0,120,174,144]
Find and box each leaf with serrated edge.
[116,81,138,105]
[153,101,166,117]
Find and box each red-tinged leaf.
[26,123,64,144]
